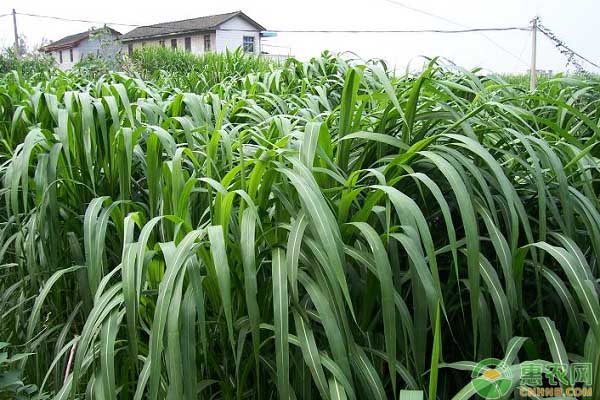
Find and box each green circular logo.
[471,358,513,399]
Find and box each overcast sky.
[0,0,597,73]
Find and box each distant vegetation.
[0,48,56,78]
[1,49,600,399]
[124,47,276,91]
[500,71,599,86]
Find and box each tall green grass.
[0,47,56,79]
[1,51,600,399]
[124,47,276,93]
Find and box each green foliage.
[71,54,123,81]
[1,51,600,399]
[0,343,38,399]
[128,46,210,75]
[125,46,276,91]
[0,48,56,78]
[500,71,600,86]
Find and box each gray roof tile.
[120,11,265,41]
[42,28,121,51]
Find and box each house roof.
[120,11,266,42]
[42,28,121,52]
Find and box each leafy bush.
[0,343,38,399]
[0,48,55,78]
[71,54,123,80]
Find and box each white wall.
[123,32,217,55]
[52,44,83,70]
[215,16,261,54]
[121,16,262,56]
[52,32,121,70]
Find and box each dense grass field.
[1,49,600,399]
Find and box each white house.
[119,11,266,56]
[41,27,122,70]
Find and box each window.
[69,48,73,62]
[203,34,211,52]
[171,39,177,49]
[128,43,133,56]
[243,36,255,53]
[159,40,165,48]
[59,50,63,63]
[184,37,191,52]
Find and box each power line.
[15,11,528,34]
[380,0,529,66]
[537,23,600,70]
[512,29,531,72]
[9,10,531,67]
[479,32,530,67]
[254,27,529,34]
[15,12,148,28]
[380,0,468,29]
[10,9,599,72]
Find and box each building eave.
[120,29,216,43]
[41,39,85,53]
[214,11,267,32]
[41,28,122,53]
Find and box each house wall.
[123,32,217,54]
[121,16,261,56]
[51,46,81,70]
[215,16,261,54]
[52,32,121,70]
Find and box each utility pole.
[530,16,538,91]
[12,9,19,57]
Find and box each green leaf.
[272,248,289,400]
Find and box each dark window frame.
[69,48,73,62]
[128,43,133,56]
[203,34,211,52]
[159,40,165,48]
[171,39,177,49]
[59,50,63,63]
[243,36,255,53]
[184,37,192,52]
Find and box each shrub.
[71,54,123,80]
[0,343,38,399]
[0,48,55,78]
